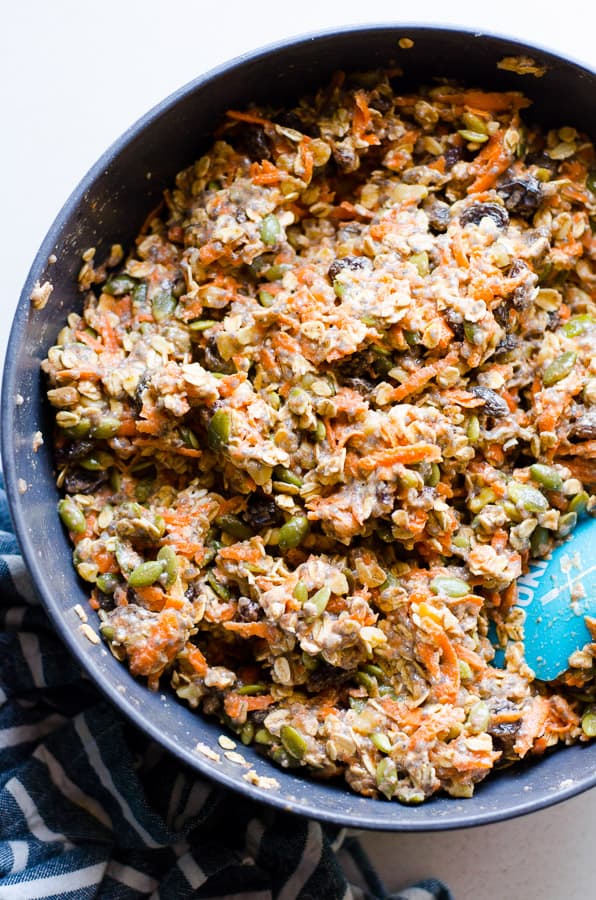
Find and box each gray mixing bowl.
[3,25,595,830]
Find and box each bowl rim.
[3,22,595,831]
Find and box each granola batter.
[43,72,596,803]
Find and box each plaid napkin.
[0,477,451,900]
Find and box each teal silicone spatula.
[491,516,596,681]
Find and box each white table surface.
[2,3,594,897]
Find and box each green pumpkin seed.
[507,480,549,512]
[309,585,330,616]
[274,465,303,488]
[260,214,281,245]
[430,575,470,597]
[215,514,252,540]
[207,409,231,451]
[563,314,594,337]
[128,560,165,588]
[293,580,309,604]
[333,280,345,299]
[79,451,114,471]
[313,420,327,443]
[458,129,489,143]
[404,329,420,346]
[258,290,275,307]
[206,570,230,600]
[410,251,430,276]
[132,282,148,305]
[151,288,176,322]
[558,511,577,537]
[452,532,470,550]
[467,700,490,734]
[355,671,378,696]
[530,525,550,557]
[189,318,218,331]
[302,651,319,671]
[157,545,179,585]
[58,498,86,534]
[99,623,116,641]
[278,515,309,551]
[264,263,290,282]
[104,274,137,296]
[426,463,440,487]
[581,708,596,737]
[399,469,420,490]
[254,728,275,745]
[529,464,563,492]
[91,417,121,439]
[237,683,268,695]
[179,426,200,449]
[569,491,589,516]
[375,757,398,799]
[280,724,307,759]
[63,418,91,438]
[96,573,120,594]
[241,721,255,745]
[543,351,576,386]
[371,732,392,754]
[462,112,488,135]
[362,664,384,679]
[458,660,473,682]
[463,321,483,345]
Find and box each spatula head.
[491,517,595,681]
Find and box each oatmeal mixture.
[43,72,596,803]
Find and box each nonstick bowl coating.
[3,25,595,830]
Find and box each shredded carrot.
[388,351,460,403]
[435,90,530,112]
[467,129,512,194]
[358,443,441,471]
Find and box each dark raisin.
[488,699,522,752]
[306,662,355,693]
[277,109,316,137]
[506,260,534,310]
[493,303,511,328]
[460,203,509,228]
[133,373,151,415]
[444,146,463,170]
[64,468,109,494]
[328,255,373,281]
[229,124,272,161]
[471,386,510,417]
[526,151,557,172]
[185,583,198,601]
[497,174,543,216]
[495,333,518,355]
[244,493,283,530]
[341,377,375,396]
[55,439,95,465]
[423,197,451,233]
[238,596,261,622]
[569,411,596,441]
[338,347,392,382]
[444,309,464,341]
[201,336,235,374]
[96,591,115,611]
[333,142,359,172]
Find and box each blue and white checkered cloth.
[0,477,451,899]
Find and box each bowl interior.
[3,25,595,830]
